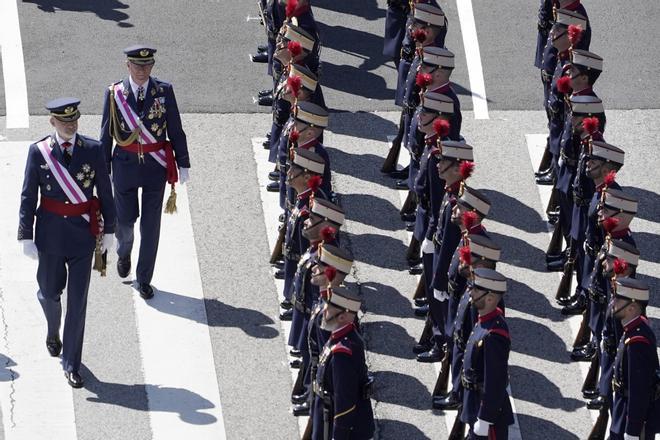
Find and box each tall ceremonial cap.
[606,239,640,266]
[295,101,329,128]
[292,148,325,174]
[437,140,473,161]
[319,244,354,274]
[458,186,491,217]
[311,198,345,225]
[422,46,455,68]
[413,4,446,27]
[422,92,454,114]
[327,286,361,312]
[555,9,587,28]
[467,235,501,262]
[124,45,156,65]
[471,268,507,294]
[571,49,603,72]
[283,24,316,51]
[602,188,638,215]
[571,95,604,116]
[46,97,81,122]
[290,64,318,91]
[589,141,624,165]
[615,278,649,303]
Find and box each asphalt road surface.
[0,1,659,439]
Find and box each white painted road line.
[0,142,77,440]
[455,0,489,120]
[392,136,521,438]
[0,1,30,129]
[251,137,308,436]
[129,185,227,439]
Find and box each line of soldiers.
[382,2,516,438]
[534,1,659,438]
[18,46,190,388]
[252,1,375,439]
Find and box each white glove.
[21,240,38,260]
[421,238,434,254]
[473,418,491,437]
[433,289,449,302]
[101,234,115,253]
[179,167,190,184]
[623,434,639,440]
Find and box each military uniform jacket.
[431,186,462,292]
[611,316,660,437]
[413,137,446,242]
[312,323,375,440]
[534,0,553,69]
[284,189,315,261]
[460,308,514,427]
[18,135,116,257]
[547,56,570,157]
[100,77,190,170]
[289,242,322,349]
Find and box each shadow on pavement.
[377,419,432,440]
[516,413,580,440]
[325,147,394,188]
[318,23,390,71]
[623,186,660,224]
[360,281,414,319]
[82,366,217,424]
[344,231,408,271]
[510,365,583,411]
[24,0,133,27]
[480,189,548,234]
[489,231,549,273]
[507,316,571,364]
[373,370,433,410]
[313,0,385,21]
[343,193,405,231]
[506,278,563,323]
[322,61,395,101]
[329,111,398,142]
[0,353,18,381]
[361,321,416,360]
[635,232,660,264]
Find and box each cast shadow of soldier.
[81,365,217,425]
[23,0,133,28]
[313,0,384,21]
[0,354,19,382]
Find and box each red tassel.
[613,258,629,275]
[462,210,478,231]
[433,119,451,138]
[285,0,298,17]
[602,217,620,234]
[307,175,323,191]
[324,266,337,282]
[287,41,303,58]
[287,75,302,97]
[289,128,300,143]
[459,161,475,180]
[459,245,472,265]
[568,24,583,46]
[320,226,337,243]
[416,72,433,88]
[412,28,428,44]
[604,170,617,187]
[582,117,600,136]
[557,76,572,94]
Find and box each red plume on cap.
[557,76,572,94]
[461,210,478,231]
[287,75,302,98]
[307,175,323,191]
[320,226,337,243]
[416,72,433,88]
[602,217,620,234]
[289,128,300,143]
[285,0,299,18]
[459,161,475,180]
[412,28,428,44]
[433,119,450,138]
[568,24,583,46]
[582,117,600,135]
[613,258,629,275]
[604,170,617,187]
[324,266,337,282]
[287,41,303,58]
[459,245,472,266]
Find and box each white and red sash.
[112,82,168,168]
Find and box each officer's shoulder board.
[331,341,353,356]
[488,328,510,340]
[625,335,650,345]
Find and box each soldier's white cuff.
[474,418,491,436]
[623,434,639,440]
[433,289,449,302]
[422,238,434,254]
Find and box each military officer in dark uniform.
[99,45,190,300]
[383,0,409,68]
[610,278,660,440]
[312,287,375,440]
[19,98,116,388]
[460,268,514,439]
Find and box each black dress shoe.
[251,52,268,63]
[272,260,284,269]
[290,348,302,357]
[388,167,409,179]
[582,388,599,400]
[405,222,415,232]
[395,180,409,190]
[278,213,285,223]
[535,167,552,178]
[280,309,293,321]
[268,171,280,181]
[546,259,566,272]
[46,337,62,357]
[570,343,596,362]
[561,296,586,316]
[139,283,154,300]
[117,256,131,278]
[414,298,428,307]
[292,401,310,416]
[432,392,461,410]
[417,345,443,363]
[409,264,423,275]
[414,304,429,317]
[289,359,302,369]
[401,213,416,223]
[262,139,271,150]
[274,269,285,279]
[257,44,267,52]
[259,88,273,97]
[258,94,273,106]
[412,341,432,355]
[291,393,308,405]
[266,181,279,192]
[586,395,606,410]
[65,371,84,388]
[280,299,293,310]
[535,171,556,185]
[556,295,576,307]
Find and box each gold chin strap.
[108,84,141,147]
